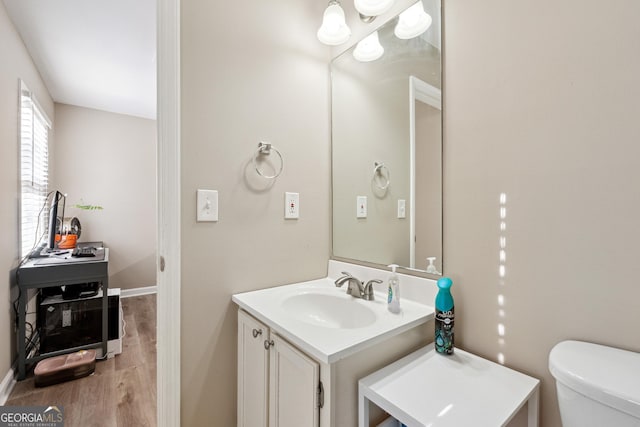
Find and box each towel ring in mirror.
[373,161,390,190]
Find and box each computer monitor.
[47,191,65,250]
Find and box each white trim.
[120,285,158,298]
[409,76,441,269]
[20,80,52,129]
[0,368,16,406]
[157,0,181,424]
[412,75,442,110]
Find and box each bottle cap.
[437,277,452,289]
[388,264,399,273]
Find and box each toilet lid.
[549,340,640,419]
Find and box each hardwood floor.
[5,294,157,427]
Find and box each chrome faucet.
[335,271,363,298]
[334,272,382,301]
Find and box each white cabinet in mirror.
[331,0,443,275]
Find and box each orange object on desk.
[57,234,77,249]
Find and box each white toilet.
[549,340,640,426]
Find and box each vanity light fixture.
[354,0,394,19]
[353,31,384,62]
[394,1,432,39]
[317,0,351,46]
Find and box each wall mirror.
[331,0,442,275]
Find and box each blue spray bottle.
[435,277,454,355]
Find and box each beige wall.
[179,0,331,424]
[445,1,640,426]
[0,1,54,380]
[52,103,157,290]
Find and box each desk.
[359,344,540,427]
[16,248,109,380]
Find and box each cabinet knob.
[252,328,263,338]
[264,339,274,350]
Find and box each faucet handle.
[335,271,354,287]
[363,279,383,300]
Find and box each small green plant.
[72,199,103,210]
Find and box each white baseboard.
[0,367,16,406]
[120,285,157,299]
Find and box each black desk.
[16,248,109,380]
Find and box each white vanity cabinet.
[238,309,320,427]
[233,268,436,427]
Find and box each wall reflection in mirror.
[331,0,442,275]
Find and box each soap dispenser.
[387,264,401,313]
[426,257,440,275]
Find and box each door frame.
[409,75,441,269]
[157,0,181,424]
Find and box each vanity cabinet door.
[268,334,320,427]
[238,310,270,427]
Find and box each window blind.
[20,81,51,258]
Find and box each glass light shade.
[354,0,394,17]
[394,1,432,39]
[317,3,351,46]
[353,31,384,62]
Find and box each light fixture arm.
[359,13,376,23]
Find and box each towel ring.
[373,162,390,190]
[253,142,284,179]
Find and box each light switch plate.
[357,196,367,218]
[197,189,218,222]
[398,199,406,218]
[285,192,299,219]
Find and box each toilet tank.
[549,340,640,427]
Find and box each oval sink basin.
[282,292,377,329]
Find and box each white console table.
[359,344,540,427]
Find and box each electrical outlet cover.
[285,192,300,219]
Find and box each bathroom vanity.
[233,261,437,427]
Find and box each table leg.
[18,289,28,380]
[102,279,108,357]
[358,384,369,427]
[527,388,539,427]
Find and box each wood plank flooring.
[5,294,157,427]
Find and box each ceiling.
[3,0,156,120]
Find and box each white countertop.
[232,276,434,364]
